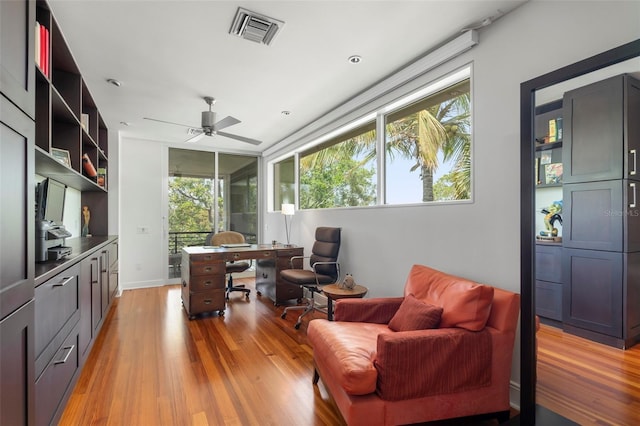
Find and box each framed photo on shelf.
[51,148,71,168]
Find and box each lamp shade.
[281,203,295,216]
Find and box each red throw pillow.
[388,294,443,331]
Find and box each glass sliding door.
[167,148,258,279]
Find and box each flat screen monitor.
[36,178,66,224]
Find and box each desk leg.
[327,298,334,321]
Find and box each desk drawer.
[35,265,79,359]
[187,290,225,315]
[190,275,224,292]
[189,261,226,276]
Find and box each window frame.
[269,64,473,212]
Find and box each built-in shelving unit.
[35,0,109,235]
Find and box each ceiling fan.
[144,96,262,145]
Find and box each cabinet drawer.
[277,248,302,259]
[190,253,222,263]
[35,329,79,426]
[189,261,226,276]
[35,264,79,359]
[187,290,225,315]
[535,280,562,321]
[535,244,562,283]
[189,275,224,292]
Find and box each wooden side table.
[322,283,368,320]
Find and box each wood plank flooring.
[61,279,640,425]
[537,323,640,425]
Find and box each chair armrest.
[374,328,492,401]
[334,297,404,323]
[288,255,308,269]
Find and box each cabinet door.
[1,96,35,319]
[90,256,101,331]
[78,257,93,357]
[563,75,623,183]
[625,76,640,181]
[0,300,34,426]
[563,248,623,338]
[100,249,109,315]
[0,0,35,118]
[563,181,624,252]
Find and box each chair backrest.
[209,231,245,246]
[310,227,341,279]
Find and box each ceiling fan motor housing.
[202,110,216,129]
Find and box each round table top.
[322,283,368,299]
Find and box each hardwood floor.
[60,278,518,425]
[537,323,640,425]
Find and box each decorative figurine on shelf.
[82,205,91,237]
[540,200,563,237]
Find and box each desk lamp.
[281,203,295,245]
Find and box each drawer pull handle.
[54,345,75,365]
[53,276,74,287]
[233,253,240,260]
[204,280,212,286]
[630,183,637,209]
[263,252,271,257]
[204,299,212,305]
[631,149,637,176]
[204,267,212,272]
[204,255,212,261]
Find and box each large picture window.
[299,121,376,209]
[270,67,472,210]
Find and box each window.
[385,79,471,203]
[299,121,376,209]
[270,66,472,210]
[274,156,295,210]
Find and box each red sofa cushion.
[388,294,443,331]
[307,320,393,395]
[404,264,494,331]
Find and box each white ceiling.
[48,0,528,154]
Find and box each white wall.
[116,0,640,408]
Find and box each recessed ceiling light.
[348,55,362,64]
[106,78,122,87]
[119,121,130,126]
[281,110,291,116]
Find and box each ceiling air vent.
[229,7,285,46]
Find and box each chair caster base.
[281,312,287,319]
[294,322,301,330]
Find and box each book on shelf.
[35,21,50,78]
[81,113,89,131]
[97,168,107,189]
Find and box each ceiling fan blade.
[214,115,241,131]
[185,131,205,143]
[216,131,262,145]
[143,117,197,128]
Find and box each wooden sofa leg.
[312,368,320,384]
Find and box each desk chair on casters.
[280,227,341,329]
[206,231,251,300]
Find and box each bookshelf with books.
[34,0,109,235]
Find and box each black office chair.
[280,227,341,329]
[206,231,251,300]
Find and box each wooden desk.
[181,244,303,318]
[322,283,368,320]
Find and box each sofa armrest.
[333,297,404,323]
[374,328,492,401]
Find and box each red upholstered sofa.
[307,264,520,426]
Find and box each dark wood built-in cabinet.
[535,243,563,322]
[2,0,118,424]
[561,74,640,348]
[1,0,36,423]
